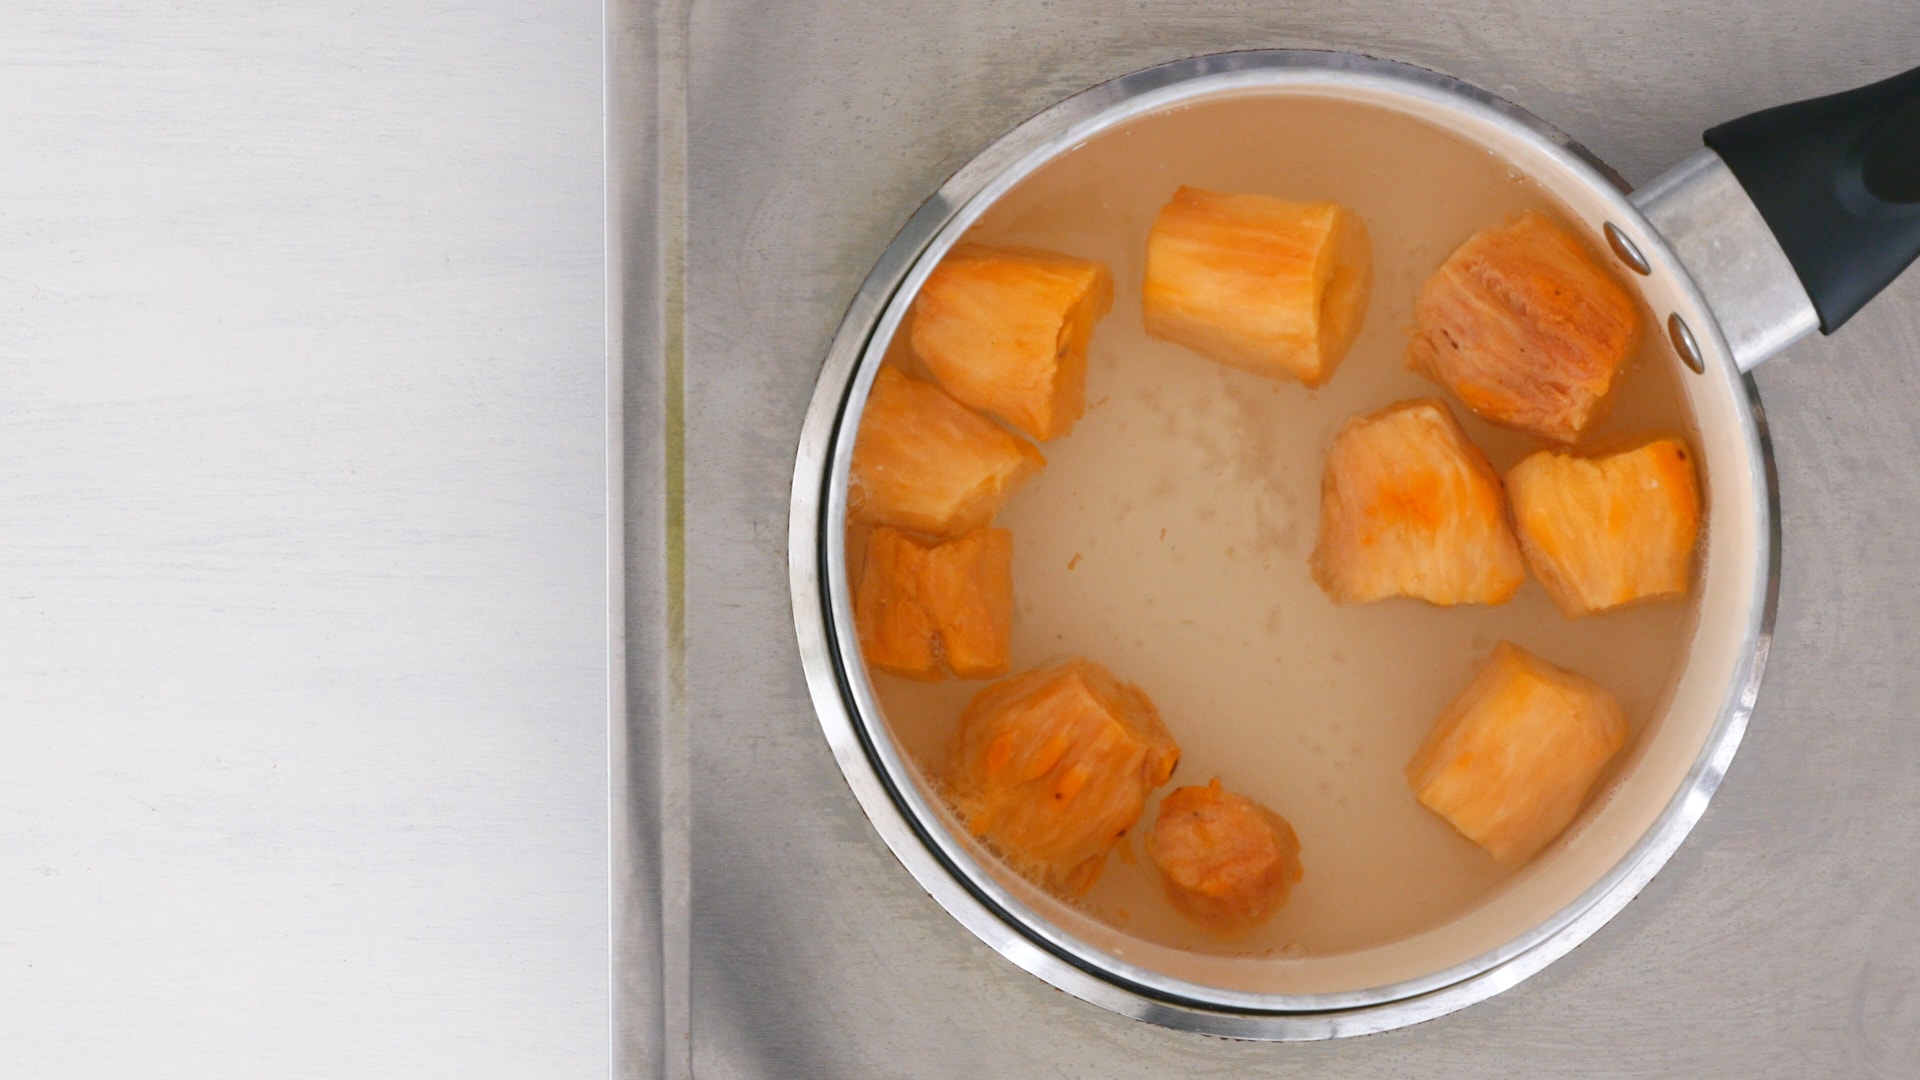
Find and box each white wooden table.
[1,5,609,1075]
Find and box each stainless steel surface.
[611,0,688,1075]
[791,51,1776,1037]
[3,3,609,1075]
[630,1,1920,1075]
[1633,148,1821,371]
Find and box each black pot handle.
[1705,63,1920,333]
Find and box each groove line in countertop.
[657,1,693,1077]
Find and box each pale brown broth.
[859,94,1697,957]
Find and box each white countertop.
[2,5,609,1074]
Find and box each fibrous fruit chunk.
[1506,438,1701,617]
[1310,399,1527,606]
[1143,186,1372,387]
[1146,779,1303,932]
[1406,642,1630,865]
[853,526,1013,680]
[910,244,1114,442]
[1409,211,1641,444]
[849,366,1045,536]
[947,657,1181,895]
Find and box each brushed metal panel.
[622,1,1920,1074]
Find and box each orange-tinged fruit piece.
[1310,399,1526,606]
[854,526,1014,680]
[911,244,1114,442]
[849,366,1045,537]
[1406,642,1630,865]
[1143,186,1372,387]
[854,529,939,679]
[1147,779,1303,932]
[1409,211,1641,444]
[1506,438,1701,617]
[915,528,1016,678]
[947,657,1181,895]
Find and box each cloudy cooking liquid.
[863,95,1697,957]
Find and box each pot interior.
[822,70,1769,1006]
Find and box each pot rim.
[787,48,1780,1038]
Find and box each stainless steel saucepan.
[788,50,1920,1038]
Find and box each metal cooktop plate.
[617,2,1920,1075]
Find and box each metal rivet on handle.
[1605,222,1652,276]
[1668,312,1706,373]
